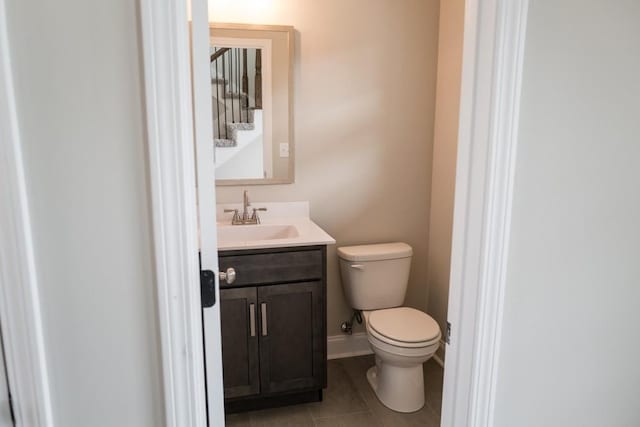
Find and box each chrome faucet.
[242,190,251,222]
[224,190,267,225]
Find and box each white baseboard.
[433,354,445,368]
[327,332,373,360]
[433,340,446,368]
[328,334,447,365]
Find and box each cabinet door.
[220,287,260,398]
[258,281,324,394]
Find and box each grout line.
[344,359,385,416]
[311,409,372,421]
[424,399,442,422]
[303,404,317,423]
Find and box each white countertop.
[216,201,336,251]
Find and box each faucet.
[242,190,251,222]
[224,190,267,225]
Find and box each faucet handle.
[224,209,242,224]
[250,207,267,224]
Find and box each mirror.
[210,23,294,185]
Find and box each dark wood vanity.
[218,245,327,412]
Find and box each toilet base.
[366,359,425,413]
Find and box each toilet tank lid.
[337,242,413,261]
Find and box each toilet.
[337,242,441,413]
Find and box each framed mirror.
[210,23,294,185]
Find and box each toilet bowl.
[363,308,440,413]
[337,243,442,413]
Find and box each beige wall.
[210,0,440,335]
[6,1,163,426]
[495,1,640,425]
[427,0,465,355]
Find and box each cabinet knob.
[219,267,236,284]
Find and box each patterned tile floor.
[225,355,443,427]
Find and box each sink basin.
[215,202,336,251]
[218,224,299,243]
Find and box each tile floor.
[225,355,443,427]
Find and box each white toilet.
[337,242,441,413]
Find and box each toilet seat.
[366,307,441,348]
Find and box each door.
[220,288,260,398]
[258,281,324,394]
[0,326,13,427]
[190,0,225,424]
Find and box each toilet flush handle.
[350,264,364,270]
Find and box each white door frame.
[0,0,55,425]
[441,0,529,426]
[138,0,531,426]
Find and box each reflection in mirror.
[210,46,264,179]
[210,24,294,185]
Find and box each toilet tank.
[337,242,413,310]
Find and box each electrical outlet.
[279,143,289,158]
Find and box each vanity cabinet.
[219,287,260,398]
[218,245,327,412]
